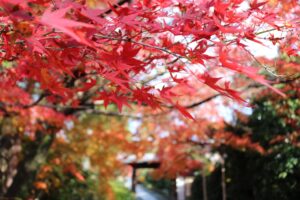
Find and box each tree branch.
[23,93,48,109]
[99,0,132,17]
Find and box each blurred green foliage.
[143,172,173,196]
[110,181,135,200]
[191,89,300,200]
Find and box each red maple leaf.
[39,7,94,46]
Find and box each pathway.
[135,184,167,200]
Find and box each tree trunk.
[4,130,56,198]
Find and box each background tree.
[190,58,300,200]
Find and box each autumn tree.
[32,115,141,199]
[0,0,299,199]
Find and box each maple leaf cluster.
[0,0,298,120]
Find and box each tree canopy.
[0,0,299,199]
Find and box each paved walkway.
[135,184,167,200]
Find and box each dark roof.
[127,161,161,169]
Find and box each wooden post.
[221,154,227,200]
[131,167,136,192]
[170,178,177,200]
[202,172,208,200]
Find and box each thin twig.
[95,34,186,59]
[98,0,132,17]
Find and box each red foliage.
[0,0,298,120]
